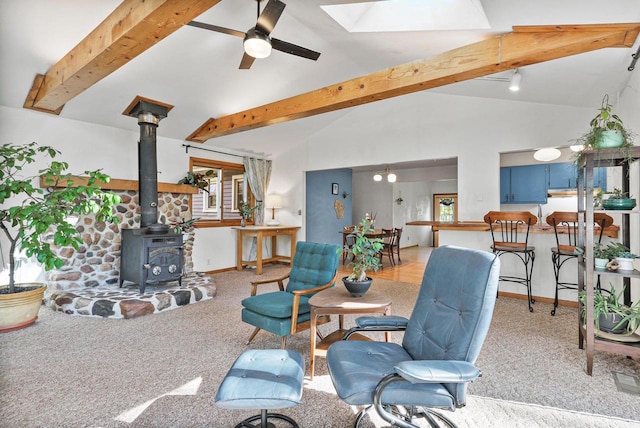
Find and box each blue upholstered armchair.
[241,241,340,348]
[327,245,500,428]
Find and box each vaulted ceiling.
[1,0,639,158]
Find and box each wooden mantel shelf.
[39,175,199,194]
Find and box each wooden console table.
[232,226,300,275]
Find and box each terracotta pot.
[0,283,47,333]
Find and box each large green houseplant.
[340,218,384,296]
[0,142,120,331]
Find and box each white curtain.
[243,157,272,226]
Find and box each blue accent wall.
[306,169,352,245]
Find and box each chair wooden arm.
[249,272,291,296]
[289,272,339,335]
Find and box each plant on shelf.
[572,95,636,168]
[0,142,120,331]
[601,188,637,210]
[170,217,200,234]
[602,242,638,271]
[177,170,214,193]
[339,218,384,296]
[579,285,640,335]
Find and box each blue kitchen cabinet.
[500,165,547,204]
[548,162,578,189]
[548,162,607,191]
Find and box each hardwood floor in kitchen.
[337,245,433,285]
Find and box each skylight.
[321,0,490,33]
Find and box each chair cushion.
[286,242,340,293]
[242,291,311,319]
[327,340,455,409]
[215,349,304,410]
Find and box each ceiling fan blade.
[239,53,257,69]
[255,0,286,35]
[187,21,246,38]
[271,38,321,61]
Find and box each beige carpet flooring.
[1,264,639,427]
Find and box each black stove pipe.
[126,99,170,234]
[138,114,162,230]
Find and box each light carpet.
[1,264,639,427]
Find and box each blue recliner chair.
[327,245,500,428]
[241,241,340,348]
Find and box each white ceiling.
[1,0,639,162]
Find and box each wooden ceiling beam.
[187,23,640,143]
[23,0,221,115]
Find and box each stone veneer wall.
[44,191,195,295]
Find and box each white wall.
[3,85,636,301]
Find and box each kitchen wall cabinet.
[500,165,547,204]
[548,162,607,190]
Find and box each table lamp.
[266,194,282,226]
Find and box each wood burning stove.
[119,97,184,294]
[119,229,183,294]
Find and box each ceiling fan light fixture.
[244,28,272,58]
[387,173,397,183]
[373,173,383,182]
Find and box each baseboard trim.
[498,291,578,308]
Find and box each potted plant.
[579,285,640,335]
[0,142,120,332]
[238,201,257,227]
[177,170,214,193]
[340,218,384,297]
[170,217,200,234]
[572,95,636,168]
[593,242,609,270]
[601,188,637,210]
[603,242,638,271]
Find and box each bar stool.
[546,211,613,316]
[484,211,537,312]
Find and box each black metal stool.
[484,211,537,312]
[546,211,613,315]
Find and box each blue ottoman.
[215,349,305,428]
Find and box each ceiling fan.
[188,0,321,69]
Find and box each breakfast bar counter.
[406,220,619,247]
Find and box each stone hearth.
[47,273,216,319]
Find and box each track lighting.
[509,69,521,92]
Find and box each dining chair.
[393,227,403,264]
[483,211,537,312]
[546,211,613,316]
[378,228,396,267]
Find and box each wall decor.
[332,183,339,195]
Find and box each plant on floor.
[0,142,121,294]
[572,95,636,168]
[341,218,384,282]
[579,285,640,335]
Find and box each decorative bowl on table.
[602,198,636,210]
